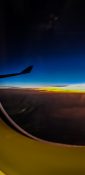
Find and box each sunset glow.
[34,84,85,93]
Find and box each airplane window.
[0,0,85,146]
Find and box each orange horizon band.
[28,87,85,93]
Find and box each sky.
[0,0,85,87]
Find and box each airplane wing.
[0,65,33,78]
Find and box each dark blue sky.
[1,47,85,87]
[0,0,85,87]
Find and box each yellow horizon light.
[34,86,85,93]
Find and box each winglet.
[21,65,33,74]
